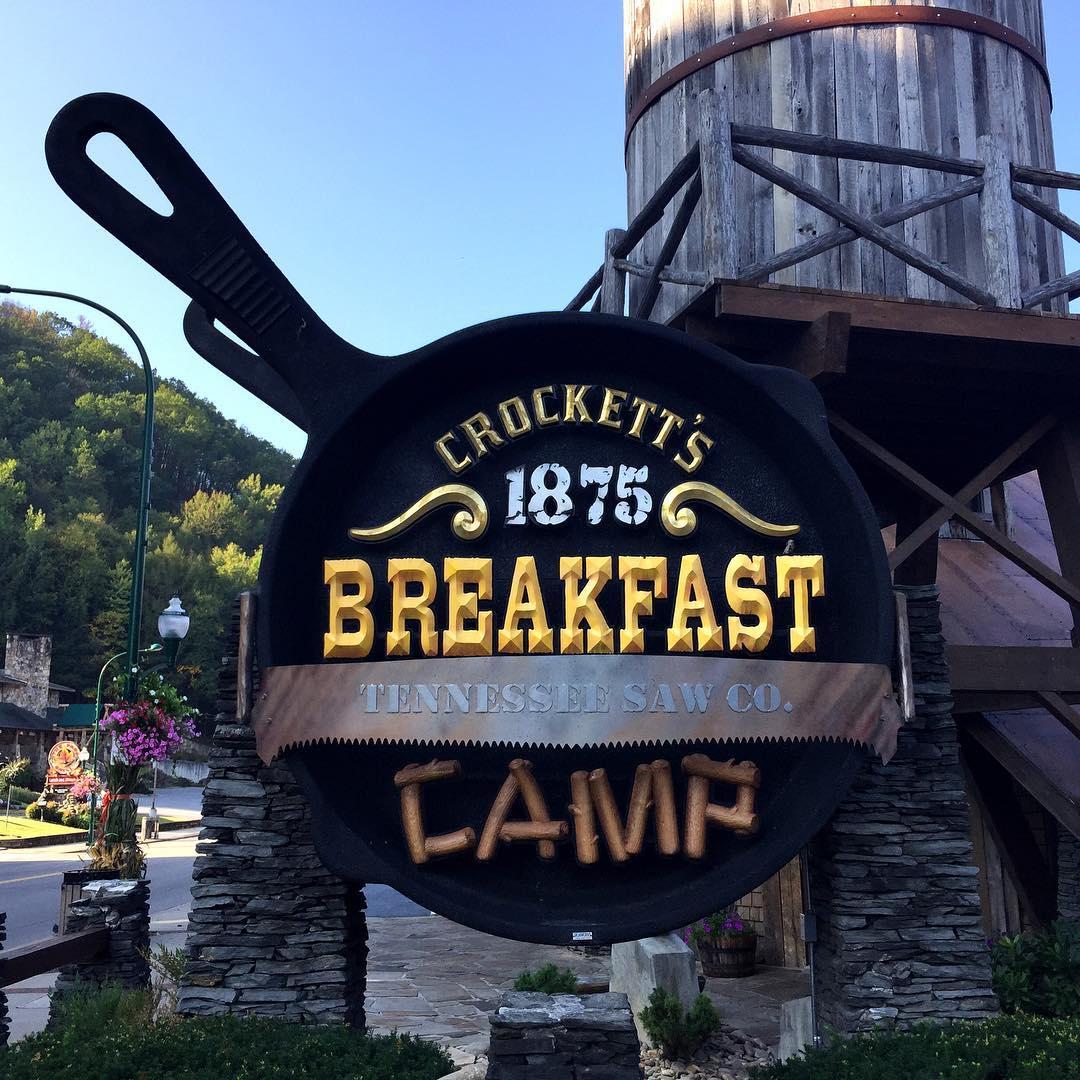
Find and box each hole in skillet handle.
[86,132,174,217]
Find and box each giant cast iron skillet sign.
[47,94,900,944]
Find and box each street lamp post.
[146,595,191,834]
[0,285,154,702]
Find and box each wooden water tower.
[621,0,1065,322]
[572,0,1080,1037]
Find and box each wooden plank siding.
[622,0,1065,324]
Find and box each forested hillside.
[0,303,295,713]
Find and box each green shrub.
[59,806,91,830]
[513,963,578,993]
[0,985,453,1080]
[23,800,63,824]
[639,987,719,1061]
[750,1013,1080,1080]
[991,919,1080,1018]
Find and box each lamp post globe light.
[158,594,190,667]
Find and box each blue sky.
[2,2,1078,459]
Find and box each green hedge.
[0,986,453,1080]
[750,1014,1080,1080]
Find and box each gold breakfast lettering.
[323,554,824,659]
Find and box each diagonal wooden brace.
[829,414,1080,609]
[888,414,1057,571]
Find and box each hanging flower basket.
[91,679,198,878]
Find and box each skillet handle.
[46,93,359,408]
[183,303,309,431]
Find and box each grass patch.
[0,814,82,839]
[0,985,454,1079]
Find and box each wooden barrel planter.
[699,934,757,979]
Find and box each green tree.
[0,302,295,713]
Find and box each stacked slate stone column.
[808,584,996,1032]
[1059,829,1080,921]
[487,992,642,1080]
[178,596,367,1026]
[0,912,9,1046]
[52,879,151,1002]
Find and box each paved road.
[1,830,427,949]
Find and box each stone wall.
[487,991,641,1080]
[177,597,367,1025]
[2,634,51,716]
[1059,829,1080,921]
[808,584,996,1032]
[52,879,151,1002]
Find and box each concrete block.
[609,933,696,1046]
[778,996,814,1062]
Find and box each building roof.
[49,703,96,728]
[48,680,76,693]
[0,670,28,687]
[0,701,53,732]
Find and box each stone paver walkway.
[365,916,610,1059]
[364,915,810,1062]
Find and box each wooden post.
[1038,420,1080,643]
[699,88,736,280]
[600,228,627,315]
[978,133,1021,308]
[236,590,256,724]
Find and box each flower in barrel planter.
[92,675,198,877]
[683,910,758,978]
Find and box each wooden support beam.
[1011,184,1080,247]
[566,266,602,312]
[963,713,1080,837]
[830,415,1080,608]
[712,282,1080,348]
[732,145,996,306]
[1013,163,1080,192]
[893,495,939,586]
[615,144,700,260]
[1035,691,1080,740]
[947,645,1080,694]
[962,735,1055,926]
[1038,419,1080,642]
[762,310,849,383]
[600,228,627,316]
[1024,268,1080,311]
[635,173,702,321]
[699,89,736,279]
[979,133,1023,308]
[0,928,109,988]
[895,591,915,722]
[739,176,984,284]
[236,590,256,724]
[889,414,1057,572]
[730,124,984,176]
